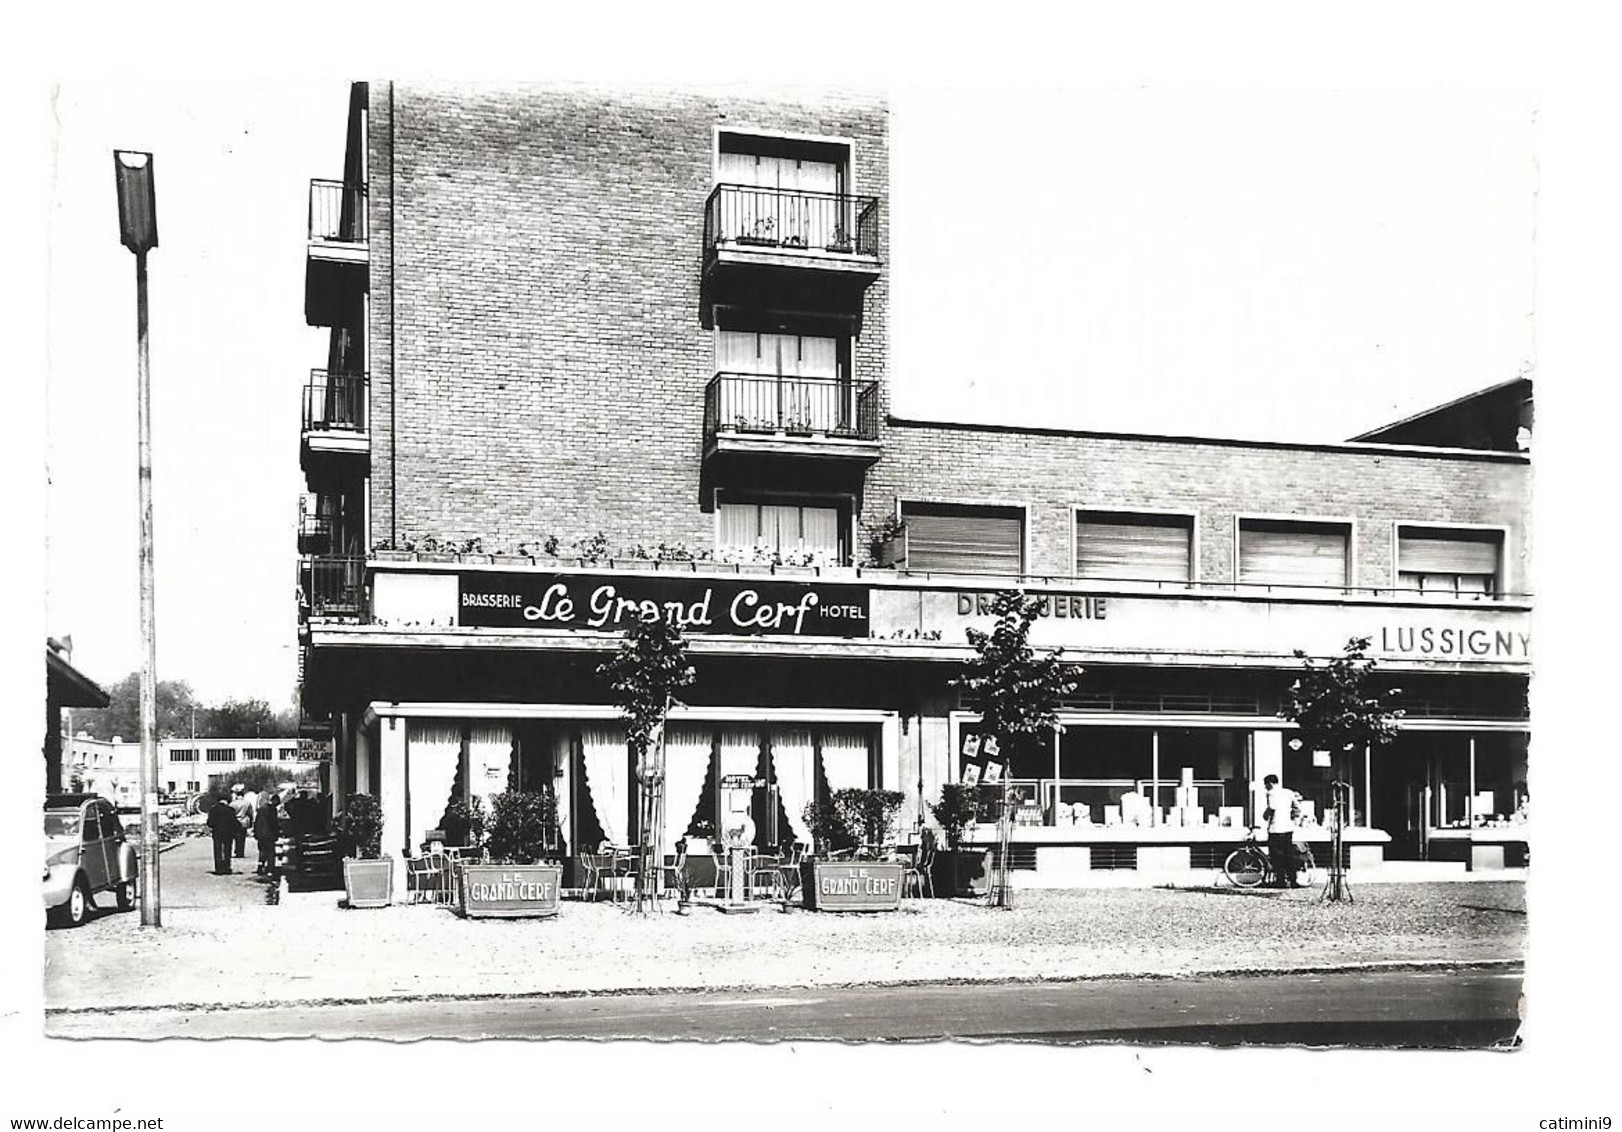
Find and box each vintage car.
[44,794,138,927]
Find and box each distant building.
[1351,377,1533,453]
[65,734,324,804]
[45,638,108,795]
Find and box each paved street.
[47,966,1523,1045]
[45,836,1527,1035]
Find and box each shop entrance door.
[1370,738,1427,860]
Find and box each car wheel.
[63,877,91,928]
[116,879,136,911]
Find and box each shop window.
[902,503,1025,576]
[1397,526,1502,597]
[1238,518,1350,589]
[718,498,844,563]
[1075,511,1193,583]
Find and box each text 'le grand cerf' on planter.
[455,863,563,919]
[800,860,905,912]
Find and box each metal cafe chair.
[609,847,637,904]
[904,834,937,900]
[711,849,733,898]
[747,851,780,899]
[575,850,604,901]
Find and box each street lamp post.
[114,150,161,928]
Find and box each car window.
[44,813,81,838]
[100,809,126,840]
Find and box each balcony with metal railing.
[701,186,881,321]
[300,370,369,486]
[703,373,881,464]
[299,555,367,622]
[305,179,368,327]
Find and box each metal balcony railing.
[704,185,879,258]
[300,556,365,619]
[704,373,880,449]
[308,179,368,244]
[297,508,333,555]
[303,370,367,433]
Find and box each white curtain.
[820,727,872,792]
[406,722,463,858]
[551,733,572,854]
[660,728,714,855]
[800,507,840,557]
[719,728,761,779]
[771,729,816,846]
[581,726,629,848]
[466,725,513,825]
[718,502,758,551]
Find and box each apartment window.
[902,503,1025,576]
[1075,511,1193,583]
[166,780,176,794]
[244,747,272,762]
[206,748,235,763]
[188,780,199,792]
[719,499,843,562]
[1238,519,1350,589]
[279,748,298,761]
[1398,526,1502,596]
[716,131,852,249]
[169,748,197,763]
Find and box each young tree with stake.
[598,617,696,912]
[953,591,1080,909]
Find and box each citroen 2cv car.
[44,794,138,927]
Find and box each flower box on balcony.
[611,558,658,572]
[373,549,415,563]
[488,553,533,566]
[460,553,493,565]
[875,537,903,569]
[417,551,460,564]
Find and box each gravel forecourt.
[44,839,1526,1014]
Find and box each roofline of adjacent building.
[45,647,109,709]
[1347,376,1533,442]
[884,416,1531,464]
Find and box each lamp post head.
[113,150,158,254]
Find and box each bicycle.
[1222,831,1318,889]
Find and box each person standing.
[1261,774,1303,888]
[207,796,239,875]
[229,784,255,859]
[253,793,281,877]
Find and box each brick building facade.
[297,82,1530,897]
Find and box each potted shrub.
[440,796,486,850]
[799,790,905,912]
[929,783,991,897]
[456,789,562,919]
[869,516,906,568]
[415,535,460,564]
[338,793,392,909]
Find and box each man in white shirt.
[1262,774,1303,888]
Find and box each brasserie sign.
[458,572,870,638]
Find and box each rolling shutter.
[1238,521,1348,587]
[1398,530,1500,576]
[904,506,1023,575]
[1075,514,1191,581]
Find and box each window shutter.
[1076,515,1191,581]
[1238,522,1349,587]
[1398,531,1500,576]
[904,507,1023,575]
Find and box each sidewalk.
[44,837,1526,1014]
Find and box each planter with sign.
[455,863,563,919]
[800,861,904,912]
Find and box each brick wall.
[367,81,889,554]
[864,422,1533,594]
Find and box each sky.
[40,83,1537,708]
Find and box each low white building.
[66,735,325,804]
